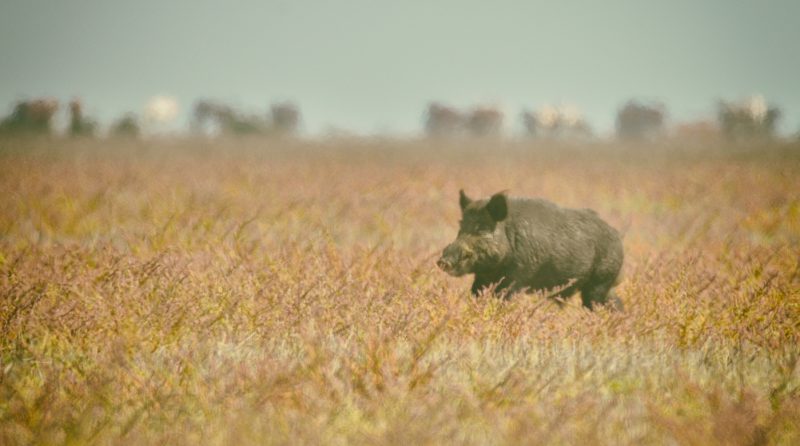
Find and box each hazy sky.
[1,1,799,135]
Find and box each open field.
[1,138,799,445]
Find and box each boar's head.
[437,190,511,277]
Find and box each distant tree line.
[0,98,302,139]
[0,95,791,142]
[424,103,504,138]
[191,100,300,136]
[422,95,786,142]
[0,97,139,138]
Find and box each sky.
[1,0,799,136]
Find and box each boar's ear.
[487,191,508,222]
[459,189,472,211]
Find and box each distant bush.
[110,114,141,138]
[192,100,269,136]
[424,102,466,138]
[270,102,301,135]
[68,99,98,137]
[616,101,666,140]
[466,106,504,137]
[718,95,781,141]
[521,105,592,139]
[424,103,505,138]
[192,100,301,137]
[0,98,59,136]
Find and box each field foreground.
[1,139,799,445]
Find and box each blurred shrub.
[192,100,270,136]
[424,102,466,138]
[616,100,666,140]
[193,100,301,137]
[270,102,301,135]
[466,106,504,137]
[68,99,98,137]
[110,114,141,138]
[718,95,781,141]
[521,105,592,139]
[0,98,59,136]
[424,103,506,138]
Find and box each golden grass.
[1,138,799,445]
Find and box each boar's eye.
[459,216,493,235]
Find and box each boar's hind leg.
[545,283,581,307]
[580,280,623,311]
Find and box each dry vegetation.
[1,138,799,445]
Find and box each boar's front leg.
[470,276,489,296]
[471,274,511,297]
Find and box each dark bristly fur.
[437,190,624,310]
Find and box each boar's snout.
[437,242,475,277]
[436,257,451,271]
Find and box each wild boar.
[437,190,624,310]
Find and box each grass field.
[1,138,799,445]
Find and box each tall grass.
[1,138,799,445]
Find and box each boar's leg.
[605,290,624,311]
[471,274,511,298]
[580,280,623,311]
[545,282,581,306]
